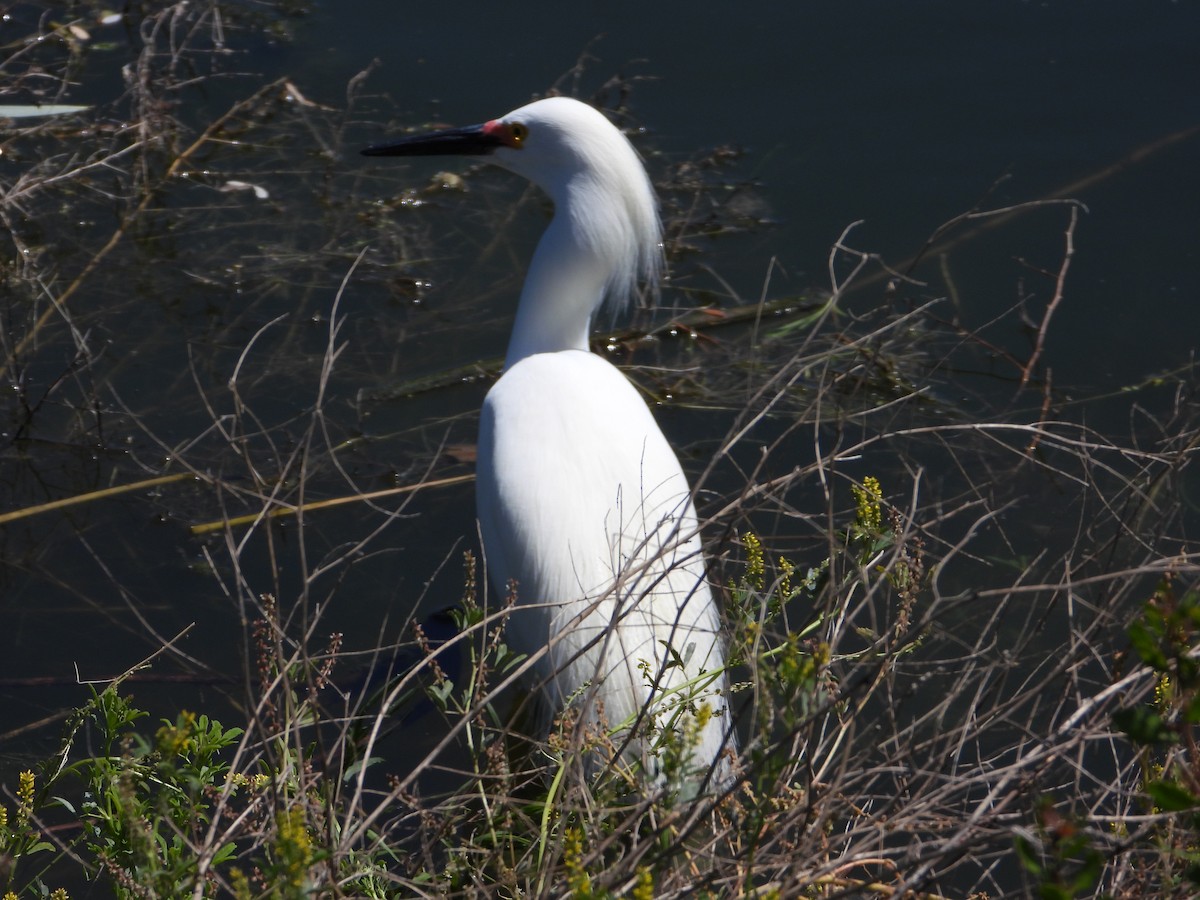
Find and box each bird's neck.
[504,206,610,369]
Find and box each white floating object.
[0,104,89,119]
[219,180,270,200]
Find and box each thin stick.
[0,473,195,526]
[1019,203,1079,392]
[189,472,474,535]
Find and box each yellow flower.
[852,476,883,535]
[156,710,198,757]
[778,555,794,598]
[743,532,765,591]
[631,867,654,900]
[16,770,34,827]
[276,807,313,889]
[563,827,591,897]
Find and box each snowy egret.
[364,97,734,786]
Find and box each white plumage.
[365,97,734,786]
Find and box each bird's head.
[366,97,636,197]
[364,96,663,311]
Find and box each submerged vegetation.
[2,2,1199,897]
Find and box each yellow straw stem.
[0,473,196,527]
[188,473,474,535]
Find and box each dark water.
[321,0,1198,386]
[1,0,1197,890]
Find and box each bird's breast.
[475,350,701,610]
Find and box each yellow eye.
[509,122,528,146]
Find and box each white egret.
[364,97,735,787]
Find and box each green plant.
[76,696,239,895]
[1015,798,1106,900]
[0,769,59,896]
[1110,576,1200,891]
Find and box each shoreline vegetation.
[2,3,1198,898]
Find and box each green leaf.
[1127,619,1168,669]
[1181,690,1200,726]
[1070,850,1103,893]
[1146,779,1199,812]
[1014,834,1043,876]
[343,757,382,781]
[1113,706,1175,744]
[429,679,455,708]
[1185,860,1200,885]
[212,841,238,866]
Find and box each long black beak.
[362,122,502,157]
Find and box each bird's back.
[476,349,731,781]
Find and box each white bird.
[365,96,735,788]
